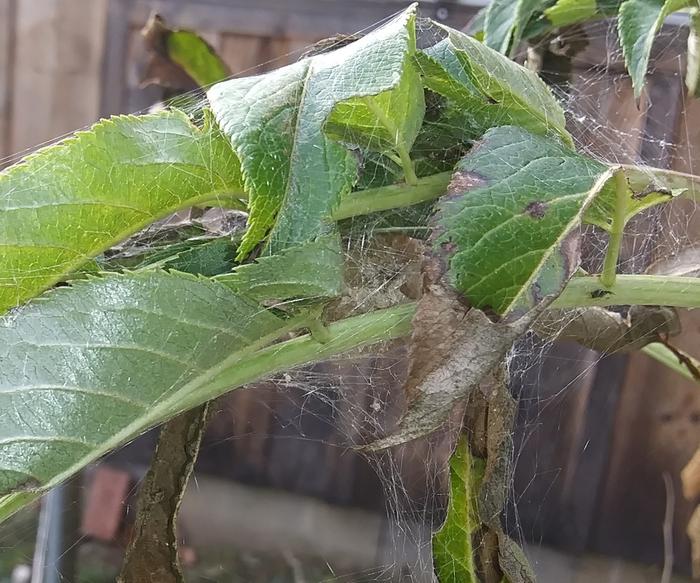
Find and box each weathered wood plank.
[0,0,14,163]
[128,0,476,40]
[11,0,108,153]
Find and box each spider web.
[1,9,698,583]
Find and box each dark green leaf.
[215,235,344,301]
[618,0,697,99]
[418,26,571,144]
[433,126,613,316]
[207,6,418,259]
[0,110,242,314]
[0,271,287,515]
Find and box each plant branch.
[600,168,629,288]
[642,342,700,383]
[119,404,210,583]
[554,275,700,309]
[332,171,451,221]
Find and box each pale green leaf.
[545,0,599,27]
[215,235,344,301]
[207,6,418,259]
[418,26,571,144]
[434,126,613,316]
[433,436,484,583]
[583,180,680,231]
[325,57,425,180]
[167,29,230,87]
[618,0,697,99]
[0,110,242,314]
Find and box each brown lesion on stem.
[118,404,210,583]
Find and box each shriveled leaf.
[618,0,697,99]
[536,305,680,352]
[0,271,287,516]
[0,110,242,314]
[207,6,418,259]
[545,0,599,27]
[215,235,344,301]
[687,9,700,96]
[418,27,571,144]
[432,436,483,583]
[433,126,612,316]
[484,0,546,56]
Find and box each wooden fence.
[1,0,700,575]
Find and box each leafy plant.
[0,3,699,581]
[475,0,700,97]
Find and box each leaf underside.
[0,271,286,513]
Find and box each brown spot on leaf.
[524,201,548,219]
[448,170,488,194]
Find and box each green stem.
[364,97,418,185]
[600,169,629,288]
[332,171,451,221]
[177,303,416,412]
[554,274,700,309]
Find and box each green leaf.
[0,271,283,504]
[324,29,425,184]
[0,274,416,522]
[418,26,571,144]
[433,126,613,316]
[583,180,681,231]
[0,110,242,314]
[545,0,599,27]
[432,436,484,583]
[207,6,418,259]
[687,9,700,96]
[618,0,697,99]
[484,0,547,56]
[167,29,230,87]
[215,235,344,301]
[142,237,239,276]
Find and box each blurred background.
[1,0,700,581]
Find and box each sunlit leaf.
[545,0,599,27]
[207,5,419,259]
[0,110,242,314]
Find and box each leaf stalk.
[600,168,629,288]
